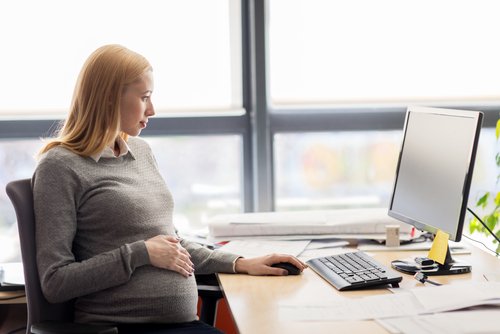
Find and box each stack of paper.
[208,208,412,240]
[0,262,24,291]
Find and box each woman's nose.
[146,101,155,117]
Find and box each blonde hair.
[39,44,152,157]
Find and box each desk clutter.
[207,208,443,263]
[278,281,500,331]
[209,208,500,333]
[207,208,414,241]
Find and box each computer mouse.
[271,262,301,275]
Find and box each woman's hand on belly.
[145,235,194,277]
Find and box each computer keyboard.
[306,251,402,291]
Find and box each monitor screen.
[388,106,483,242]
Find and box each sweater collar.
[90,136,135,162]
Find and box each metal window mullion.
[243,0,273,212]
[269,106,500,133]
[0,116,249,138]
[241,0,253,213]
[0,119,62,139]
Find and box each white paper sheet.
[483,273,500,282]
[377,310,500,334]
[217,239,310,257]
[410,281,500,313]
[279,292,425,321]
[0,262,24,286]
[298,248,351,262]
[305,239,350,250]
[278,282,500,322]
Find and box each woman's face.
[120,70,155,137]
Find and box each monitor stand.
[391,243,471,276]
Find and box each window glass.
[0,135,242,262]
[274,129,496,212]
[0,0,242,116]
[269,0,500,106]
[0,139,39,263]
[146,135,243,234]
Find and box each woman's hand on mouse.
[145,235,194,277]
[235,254,308,276]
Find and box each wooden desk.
[0,290,27,333]
[0,291,25,304]
[218,244,499,334]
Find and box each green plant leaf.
[476,193,489,208]
[486,215,498,231]
[469,218,479,233]
[474,116,500,254]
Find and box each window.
[0,0,245,262]
[0,0,242,116]
[1,0,499,262]
[146,135,243,232]
[274,131,401,211]
[0,135,244,263]
[268,0,500,214]
[269,0,500,107]
[0,139,39,262]
[274,129,498,212]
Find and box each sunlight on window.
[0,135,243,262]
[145,135,242,232]
[0,0,241,116]
[269,0,500,107]
[274,129,497,212]
[0,139,39,262]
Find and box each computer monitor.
[388,106,483,275]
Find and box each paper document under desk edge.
[208,208,412,237]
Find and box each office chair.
[6,178,223,334]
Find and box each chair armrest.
[196,274,224,326]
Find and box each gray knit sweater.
[32,136,239,324]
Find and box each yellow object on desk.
[427,230,450,265]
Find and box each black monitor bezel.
[388,106,483,242]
